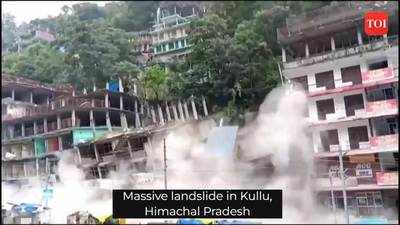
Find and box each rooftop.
[277,1,398,44]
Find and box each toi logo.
[364,11,388,36]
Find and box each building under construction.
[278,1,398,221]
[1,73,209,186]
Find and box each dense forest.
[2,1,331,121]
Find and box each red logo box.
[364,11,388,36]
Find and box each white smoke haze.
[2,83,344,223]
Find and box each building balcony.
[370,134,398,152]
[307,67,398,98]
[314,134,398,158]
[315,172,398,191]
[355,99,398,118]
[310,99,398,127]
[283,35,397,70]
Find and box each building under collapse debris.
[277,1,398,220]
[1,73,209,186]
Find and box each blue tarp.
[355,217,389,224]
[205,126,239,157]
[108,80,119,92]
[12,203,41,215]
[215,220,256,224]
[177,219,203,224]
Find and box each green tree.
[2,13,18,52]
[2,43,66,84]
[142,65,169,101]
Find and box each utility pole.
[338,147,350,224]
[329,171,337,224]
[163,138,167,189]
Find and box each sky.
[2,1,109,25]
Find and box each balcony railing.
[370,134,398,151]
[362,67,395,83]
[315,171,398,190]
[308,67,397,97]
[376,171,398,186]
[284,36,397,69]
[354,99,398,118]
[316,134,398,156]
[3,97,104,121]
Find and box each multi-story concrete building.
[150,6,197,63]
[1,74,209,186]
[278,1,398,220]
[129,4,204,65]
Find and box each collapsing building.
[277,1,398,220]
[1,73,209,187]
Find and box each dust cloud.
[2,83,342,224]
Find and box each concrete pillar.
[45,157,49,174]
[91,99,95,107]
[71,110,76,127]
[127,139,134,159]
[43,118,48,133]
[383,34,388,44]
[165,102,172,122]
[121,113,128,131]
[120,113,128,131]
[75,147,82,164]
[97,166,103,179]
[9,126,14,139]
[23,163,27,177]
[46,96,50,106]
[33,121,37,135]
[178,100,185,121]
[183,101,190,120]
[21,123,25,137]
[58,136,63,151]
[281,47,287,63]
[202,96,208,117]
[30,91,34,104]
[57,115,61,130]
[105,93,109,107]
[89,110,96,138]
[151,107,157,124]
[146,101,150,116]
[51,102,54,110]
[106,111,112,131]
[333,67,342,88]
[305,42,310,58]
[119,77,124,92]
[133,83,137,95]
[36,158,39,176]
[158,105,165,125]
[191,96,198,120]
[120,96,124,110]
[330,37,335,51]
[357,27,363,45]
[134,99,138,113]
[135,112,141,128]
[360,61,369,74]
[172,104,179,121]
[94,144,100,162]
[11,88,15,101]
